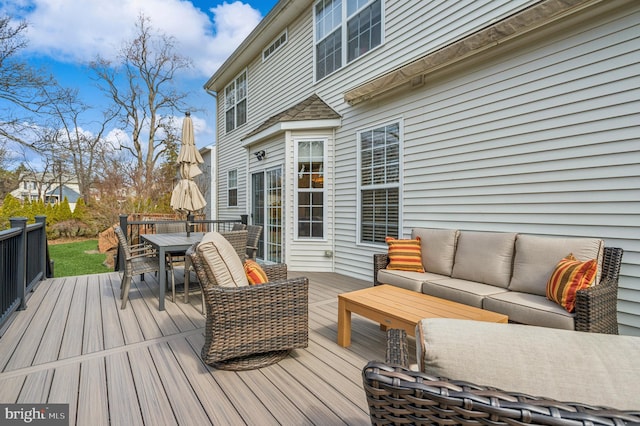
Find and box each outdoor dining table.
[140,232,204,310]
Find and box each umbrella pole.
[186,213,194,236]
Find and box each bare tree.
[0,16,60,147]
[90,14,191,200]
[38,86,118,202]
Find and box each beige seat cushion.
[377,269,444,293]
[483,291,575,330]
[422,278,508,308]
[411,228,459,276]
[451,231,516,288]
[196,231,248,287]
[509,234,604,296]
[416,318,640,410]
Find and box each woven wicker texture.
[373,247,624,334]
[363,361,640,425]
[364,330,640,425]
[114,226,160,309]
[188,231,308,370]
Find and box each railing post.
[35,215,47,281]
[10,217,27,310]
[118,214,128,271]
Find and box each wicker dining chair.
[245,224,263,260]
[187,230,308,370]
[114,226,160,309]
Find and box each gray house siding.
[208,0,640,335]
[332,1,640,335]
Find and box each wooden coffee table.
[337,284,508,347]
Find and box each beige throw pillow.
[197,231,249,287]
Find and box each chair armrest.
[262,263,288,281]
[575,275,619,334]
[373,253,389,286]
[362,362,640,425]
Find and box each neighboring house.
[199,144,217,220]
[204,0,640,335]
[11,172,82,211]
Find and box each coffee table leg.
[337,298,351,347]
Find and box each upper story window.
[263,30,288,61]
[228,169,238,207]
[358,121,400,244]
[315,0,382,80]
[224,71,247,133]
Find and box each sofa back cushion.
[509,234,603,296]
[197,231,249,287]
[451,231,516,288]
[411,228,459,276]
[416,318,640,410]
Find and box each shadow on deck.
[0,271,413,425]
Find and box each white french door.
[251,166,283,263]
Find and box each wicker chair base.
[210,350,290,371]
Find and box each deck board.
[0,270,407,425]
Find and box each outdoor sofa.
[363,319,640,424]
[374,228,623,333]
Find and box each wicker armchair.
[363,329,640,425]
[187,231,308,370]
[374,246,623,333]
[114,226,160,309]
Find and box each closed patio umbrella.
[171,112,206,214]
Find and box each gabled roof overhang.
[204,0,314,92]
[344,0,610,105]
[241,94,342,147]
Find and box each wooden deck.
[0,270,415,425]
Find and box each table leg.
[184,257,191,304]
[337,298,351,347]
[158,247,166,311]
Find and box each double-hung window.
[315,0,382,80]
[359,122,400,244]
[224,71,247,133]
[296,140,325,239]
[228,169,238,207]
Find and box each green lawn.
[48,239,111,277]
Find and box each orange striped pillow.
[385,237,425,273]
[546,254,597,312]
[244,259,268,285]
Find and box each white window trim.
[224,69,248,133]
[293,137,328,241]
[313,0,384,82]
[262,29,288,62]
[356,118,403,247]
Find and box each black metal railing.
[115,214,245,271]
[0,216,49,329]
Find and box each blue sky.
[1,0,279,155]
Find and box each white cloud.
[4,0,264,78]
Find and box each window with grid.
[315,0,382,80]
[296,140,325,239]
[224,71,247,133]
[359,122,400,244]
[228,169,238,207]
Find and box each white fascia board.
[241,118,341,147]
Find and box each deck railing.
[0,216,49,328]
[115,214,245,271]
